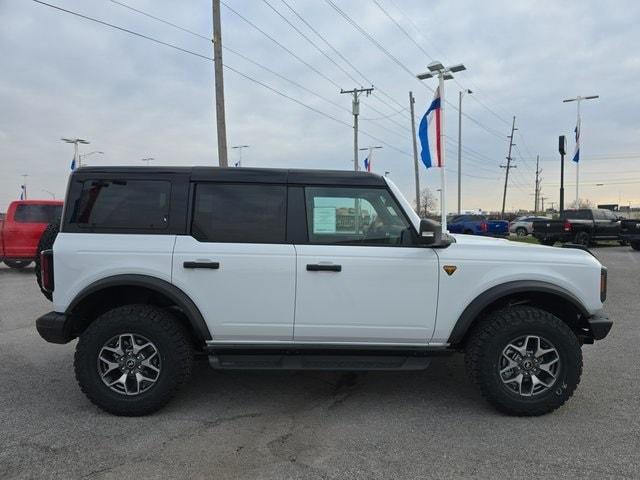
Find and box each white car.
[36,167,611,416]
[509,215,551,237]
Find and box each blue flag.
[572,118,580,163]
[363,157,370,172]
[70,157,76,170]
[19,185,25,200]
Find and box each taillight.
[40,249,54,293]
[600,267,607,303]
[480,222,488,233]
[563,220,572,232]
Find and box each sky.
[1,0,639,213]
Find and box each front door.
[293,186,439,345]
[172,182,296,343]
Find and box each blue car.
[448,214,509,237]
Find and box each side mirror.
[419,219,444,246]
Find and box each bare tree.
[415,187,438,218]
[568,198,594,209]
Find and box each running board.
[208,354,431,371]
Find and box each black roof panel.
[74,166,386,187]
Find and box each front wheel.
[74,305,194,416]
[4,259,32,269]
[465,306,582,416]
[516,227,527,237]
[574,231,591,246]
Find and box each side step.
[208,354,431,371]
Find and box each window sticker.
[313,206,337,233]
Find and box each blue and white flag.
[363,157,370,172]
[418,87,443,169]
[19,184,25,200]
[70,157,76,170]
[572,117,581,163]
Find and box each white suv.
[36,167,611,416]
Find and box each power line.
[32,0,411,157]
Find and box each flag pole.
[575,98,581,206]
[439,73,447,232]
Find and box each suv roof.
[73,166,387,187]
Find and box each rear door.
[172,182,296,343]
[293,185,439,345]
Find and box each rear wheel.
[465,306,582,416]
[4,259,32,269]
[574,231,590,246]
[515,227,527,237]
[631,241,640,251]
[74,305,194,416]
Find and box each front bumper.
[586,310,612,340]
[36,311,74,344]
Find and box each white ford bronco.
[36,167,611,416]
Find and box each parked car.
[0,200,63,268]
[532,209,622,246]
[36,167,610,417]
[509,216,551,237]
[620,219,640,250]
[448,214,509,237]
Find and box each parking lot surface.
[1,247,639,480]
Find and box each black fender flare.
[66,274,212,343]
[447,280,590,345]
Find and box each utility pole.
[500,116,517,218]
[409,91,421,212]
[341,87,373,171]
[534,155,541,213]
[212,0,228,167]
[541,196,547,213]
[563,94,599,207]
[457,89,472,214]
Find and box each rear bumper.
[586,310,612,341]
[36,311,74,344]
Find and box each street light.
[416,61,467,231]
[61,138,89,168]
[359,145,382,172]
[562,95,599,207]
[141,157,154,166]
[457,88,472,214]
[41,189,56,199]
[79,151,104,165]
[231,145,249,167]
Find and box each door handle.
[183,261,220,269]
[306,264,342,272]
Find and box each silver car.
[509,216,551,237]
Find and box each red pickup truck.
[0,200,63,268]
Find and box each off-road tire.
[574,231,591,246]
[631,241,640,251]
[465,305,582,416]
[34,222,59,300]
[3,259,32,269]
[74,304,194,416]
[516,227,527,237]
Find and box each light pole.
[79,151,104,165]
[563,94,598,207]
[21,174,28,200]
[61,138,90,168]
[231,145,249,167]
[141,157,154,166]
[358,145,382,172]
[457,88,472,214]
[416,61,467,231]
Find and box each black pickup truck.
[532,209,622,246]
[620,219,640,250]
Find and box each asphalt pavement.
[1,246,639,479]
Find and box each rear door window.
[191,183,286,243]
[14,204,63,223]
[69,180,171,229]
